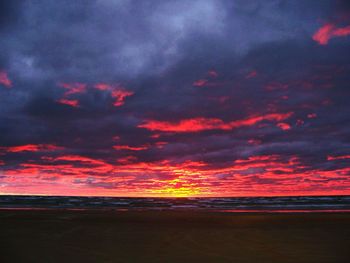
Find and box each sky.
[0,0,350,197]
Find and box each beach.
[1,210,350,263]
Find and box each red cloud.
[155,141,168,148]
[246,70,257,79]
[57,99,79,107]
[56,83,86,107]
[112,135,121,141]
[327,155,350,161]
[208,70,218,78]
[192,79,224,88]
[138,112,293,132]
[248,139,262,145]
[265,82,288,91]
[0,70,12,88]
[58,82,87,96]
[54,155,107,166]
[111,89,134,107]
[276,122,291,131]
[313,23,350,45]
[94,83,134,106]
[113,145,149,151]
[192,70,221,87]
[94,83,112,91]
[193,70,225,88]
[307,113,317,118]
[0,144,63,153]
[117,156,137,164]
[193,79,208,87]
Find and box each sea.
[1,195,350,213]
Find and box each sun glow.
[146,164,211,197]
[148,178,207,197]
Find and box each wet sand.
[1,210,350,263]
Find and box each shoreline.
[2,206,350,213]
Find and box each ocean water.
[1,195,350,212]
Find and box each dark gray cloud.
[0,0,349,195]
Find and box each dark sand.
[1,210,350,263]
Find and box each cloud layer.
[0,0,349,197]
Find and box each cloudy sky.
[0,0,350,197]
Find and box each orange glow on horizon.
[1,154,349,197]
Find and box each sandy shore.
[1,210,350,263]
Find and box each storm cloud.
[0,0,349,197]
